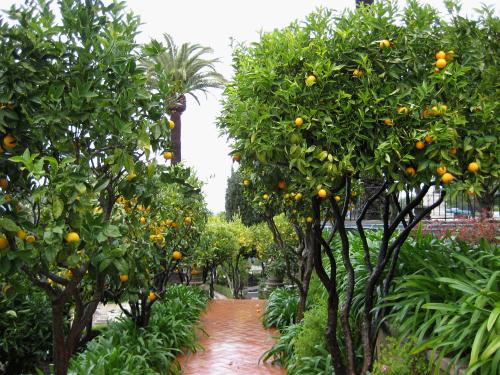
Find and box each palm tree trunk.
[169,94,186,165]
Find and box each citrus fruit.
[318,189,328,199]
[0,236,8,250]
[0,178,7,190]
[467,162,479,173]
[183,217,192,225]
[445,51,454,60]
[405,166,416,176]
[305,75,316,86]
[441,173,454,184]
[120,274,129,282]
[2,135,16,149]
[278,180,286,189]
[232,154,241,162]
[306,217,313,224]
[16,230,27,240]
[66,232,80,243]
[139,217,146,225]
[168,120,175,129]
[379,39,390,48]
[397,107,408,114]
[243,179,250,187]
[26,235,35,244]
[148,292,156,302]
[435,58,447,69]
[294,117,304,127]
[163,151,173,160]
[294,193,302,201]
[425,134,433,143]
[262,193,269,200]
[335,195,341,202]
[383,118,393,126]
[450,147,457,155]
[436,166,447,175]
[173,250,182,260]
[435,50,446,60]
[416,141,425,150]
[353,69,363,78]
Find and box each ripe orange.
[467,162,479,173]
[278,180,286,190]
[379,39,390,49]
[405,166,416,176]
[318,189,328,199]
[16,230,27,240]
[416,141,425,150]
[243,179,250,187]
[353,69,363,78]
[183,217,192,225]
[306,216,313,224]
[441,173,454,184]
[335,195,341,202]
[232,154,241,162]
[26,235,35,244]
[148,291,156,302]
[173,250,182,260]
[139,217,147,225]
[397,107,409,114]
[294,117,304,127]
[435,58,447,69]
[436,166,447,175]
[294,193,303,201]
[450,147,457,155]
[168,120,175,129]
[383,118,394,126]
[163,151,173,160]
[171,222,177,229]
[435,51,446,60]
[425,134,433,143]
[66,232,80,243]
[0,236,8,250]
[262,193,269,200]
[2,135,16,149]
[119,274,129,282]
[305,75,316,86]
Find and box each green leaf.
[0,218,20,232]
[75,183,86,194]
[480,336,500,362]
[103,225,121,238]
[469,320,487,366]
[487,306,500,331]
[52,197,64,219]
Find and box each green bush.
[371,337,428,375]
[70,285,208,374]
[260,323,302,367]
[294,301,328,358]
[263,288,298,330]
[0,276,69,374]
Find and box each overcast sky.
[2,0,497,213]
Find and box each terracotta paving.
[178,299,286,375]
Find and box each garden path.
[178,299,286,374]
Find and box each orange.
[294,193,302,201]
[278,180,286,190]
[425,134,433,143]
[0,236,8,250]
[119,274,129,282]
[379,39,390,49]
[353,69,363,78]
[232,154,241,162]
[405,166,416,176]
[294,117,304,127]
[450,147,457,155]
[148,291,156,302]
[435,51,446,60]
[436,166,447,175]
[318,189,328,199]
[383,118,393,126]
[66,232,80,243]
[171,222,177,229]
[163,151,173,160]
[335,195,341,202]
[435,58,447,69]
[173,250,182,260]
[16,230,27,240]
[168,120,175,129]
[467,162,479,173]
[243,179,250,187]
[441,173,454,184]
[26,235,35,244]
[139,217,147,225]
[416,141,425,150]
[397,107,409,114]
[0,178,7,190]
[183,217,192,225]
[262,193,269,200]
[306,217,313,224]
[2,135,16,149]
[305,75,316,86]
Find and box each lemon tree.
[0,1,174,373]
[219,2,498,373]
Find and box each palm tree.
[144,34,225,164]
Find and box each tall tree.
[144,34,225,164]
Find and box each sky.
[2,0,498,213]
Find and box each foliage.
[294,301,328,359]
[371,337,428,375]
[385,235,500,374]
[260,323,302,367]
[225,169,263,226]
[418,218,498,244]
[263,287,298,330]
[70,285,208,374]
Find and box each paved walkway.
[178,300,286,374]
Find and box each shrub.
[71,285,208,374]
[263,288,298,330]
[260,323,302,367]
[371,337,428,375]
[294,301,328,359]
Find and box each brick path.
[178,299,286,374]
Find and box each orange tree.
[105,164,207,327]
[219,2,498,373]
[0,1,174,373]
